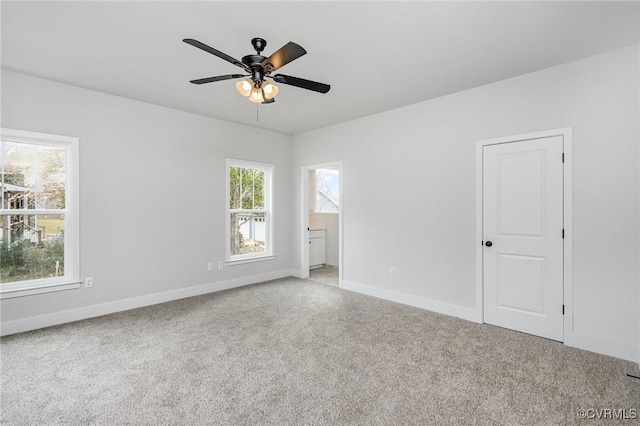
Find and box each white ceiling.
[2,1,638,135]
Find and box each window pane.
[2,142,66,210]
[0,214,65,283]
[1,141,9,210]
[241,168,253,209]
[230,212,266,256]
[229,166,241,209]
[253,170,265,209]
[230,166,265,210]
[238,168,265,210]
[315,168,339,212]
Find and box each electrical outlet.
[84,277,94,288]
[217,261,224,270]
[207,262,214,271]
[390,266,396,276]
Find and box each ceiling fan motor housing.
[242,57,266,86]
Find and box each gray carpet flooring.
[1,277,639,425]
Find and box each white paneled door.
[483,136,564,341]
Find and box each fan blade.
[189,74,246,85]
[261,42,306,72]
[183,39,247,71]
[273,74,330,94]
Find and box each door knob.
[485,241,493,247]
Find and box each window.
[0,128,79,298]
[226,159,273,263]
[314,168,339,212]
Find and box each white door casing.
[483,135,564,342]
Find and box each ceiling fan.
[183,37,330,104]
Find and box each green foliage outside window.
[0,238,64,283]
[229,167,264,210]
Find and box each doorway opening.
[301,162,342,286]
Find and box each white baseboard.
[0,269,294,336]
[341,280,482,323]
[340,280,639,363]
[565,332,639,363]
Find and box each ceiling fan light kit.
[184,37,330,108]
[235,79,279,103]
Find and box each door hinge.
[562,305,565,315]
[562,229,565,239]
[562,153,565,163]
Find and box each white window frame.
[0,128,80,299]
[225,159,275,265]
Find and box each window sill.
[225,255,276,266]
[0,281,81,300]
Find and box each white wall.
[1,71,293,325]
[309,213,339,266]
[291,46,639,361]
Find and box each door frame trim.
[300,161,343,286]
[475,127,573,342]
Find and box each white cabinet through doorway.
[309,230,325,268]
